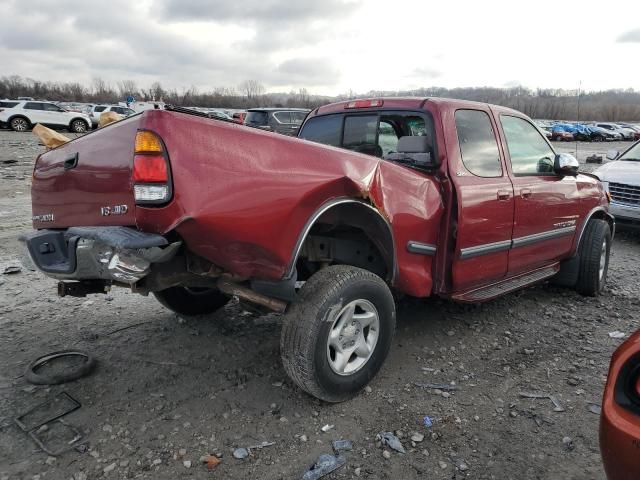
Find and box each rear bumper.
[19,227,181,284]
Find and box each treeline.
[1,75,639,121]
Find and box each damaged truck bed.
[22,97,613,401]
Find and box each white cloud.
[1,0,639,95]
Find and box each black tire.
[70,119,88,133]
[10,116,30,132]
[575,219,611,296]
[280,265,396,403]
[153,286,229,316]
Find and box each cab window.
[500,115,555,176]
[300,112,432,160]
[455,109,502,177]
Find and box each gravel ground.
[0,130,638,480]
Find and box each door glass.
[24,102,44,110]
[43,103,63,112]
[500,115,555,176]
[455,110,502,177]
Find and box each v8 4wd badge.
[100,205,128,216]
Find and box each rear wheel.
[154,286,229,316]
[70,119,88,133]
[280,265,396,402]
[575,219,611,296]
[10,117,29,132]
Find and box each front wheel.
[154,286,229,316]
[280,265,396,402]
[576,219,611,296]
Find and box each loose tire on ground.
[575,219,611,296]
[153,286,229,316]
[280,265,396,403]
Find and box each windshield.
[618,142,640,161]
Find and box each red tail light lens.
[133,155,168,182]
[132,130,172,205]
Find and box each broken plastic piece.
[332,440,353,453]
[377,432,405,454]
[302,454,346,480]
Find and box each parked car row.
[536,120,640,142]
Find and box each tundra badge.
[100,205,128,216]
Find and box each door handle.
[64,153,78,170]
[520,188,532,198]
[497,190,511,200]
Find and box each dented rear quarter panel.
[135,110,444,296]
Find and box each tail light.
[133,130,172,205]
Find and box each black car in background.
[244,108,310,136]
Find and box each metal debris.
[302,453,346,480]
[377,432,405,454]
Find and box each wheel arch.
[285,198,396,283]
[8,114,31,125]
[69,117,89,129]
[574,206,615,255]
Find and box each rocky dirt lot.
[0,130,638,480]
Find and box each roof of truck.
[312,96,524,117]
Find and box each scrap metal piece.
[302,454,346,480]
[15,392,81,432]
[29,420,83,456]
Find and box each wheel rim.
[73,121,86,132]
[326,299,380,376]
[599,238,608,283]
[13,119,27,131]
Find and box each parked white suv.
[89,105,135,128]
[0,100,92,133]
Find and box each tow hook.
[58,280,111,298]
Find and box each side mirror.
[606,149,619,161]
[554,153,579,176]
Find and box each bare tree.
[238,80,265,100]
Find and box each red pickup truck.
[21,98,613,402]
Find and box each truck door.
[496,113,582,275]
[449,108,515,291]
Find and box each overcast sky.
[1,0,639,96]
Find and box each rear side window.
[245,111,268,125]
[455,110,502,177]
[500,115,555,176]
[291,111,307,125]
[273,111,292,124]
[24,102,44,110]
[298,115,342,147]
[0,101,19,108]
